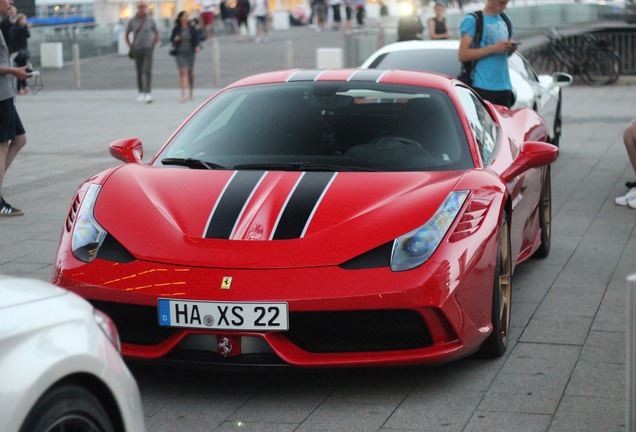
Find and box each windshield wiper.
[232,162,377,172]
[161,158,226,170]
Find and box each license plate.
[158,299,289,331]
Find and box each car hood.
[0,276,68,310]
[94,165,466,268]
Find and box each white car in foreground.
[361,40,573,146]
[0,276,145,432]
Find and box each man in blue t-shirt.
[458,0,518,108]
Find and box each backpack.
[457,11,512,86]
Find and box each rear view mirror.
[553,72,573,87]
[109,138,144,164]
[502,141,558,181]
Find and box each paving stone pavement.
[0,23,634,432]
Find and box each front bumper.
[53,249,496,367]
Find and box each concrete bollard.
[272,10,290,31]
[628,274,636,432]
[285,40,293,69]
[73,44,80,89]
[117,32,129,56]
[212,39,221,88]
[40,42,63,69]
[316,47,343,69]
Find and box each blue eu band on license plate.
[158,299,289,331]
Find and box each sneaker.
[137,93,145,102]
[615,187,636,206]
[0,197,24,217]
[144,93,153,103]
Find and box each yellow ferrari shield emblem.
[221,277,232,290]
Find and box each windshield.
[155,82,473,172]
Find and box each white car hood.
[0,276,67,310]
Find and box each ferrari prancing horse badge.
[221,277,232,289]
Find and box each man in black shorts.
[0,0,29,216]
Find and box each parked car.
[360,40,573,146]
[52,69,557,367]
[0,275,145,432]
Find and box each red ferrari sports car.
[52,69,557,367]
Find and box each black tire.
[479,212,512,358]
[533,166,552,258]
[581,48,620,86]
[19,383,115,432]
[552,93,562,148]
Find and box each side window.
[455,86,499,164]
[509,53,538,83]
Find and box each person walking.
[457,0,518,108]
[0,0,28,216]
[343,0,353,31]
[170,11,202,103]
[428,3,451,40]
[9,12,28,94]
[615,120,636,208]
[253,0,269,42]
[329,0,341,30]
[353,0,365,27]
[0,5,15,48]
[198,0,217,39]
[220,0,237,35]
[126,1,159,103]
[235,0,250,40]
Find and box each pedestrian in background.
[198,0,217,39]
[9,12,29,94]
[0,0,28,216]
[220,0,237,35]
[458,0,517,108]
[235,0,250,40]
[353,0,365,27]
[312,0,327,31]
[170,11,202,103]
[343,0,353,31]
[329,0,341,30]
[429,3,451,40]
[253,0,269,42]
[615,120,636,208]
[126,1,159,103]
[0,5,15,48]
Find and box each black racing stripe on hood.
[287,70,324,82]
[348,69,386,82]
[204,171,265,239]
[272,172,336,240]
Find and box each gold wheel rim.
[498,219,512,345]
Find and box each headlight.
[391,191,469,272]
[93,309,121,354]
[71,184,107,263]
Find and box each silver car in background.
[0,276,145,432]
[361,40,573,146]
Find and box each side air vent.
[65,194,81,232]
[449,197,491,241]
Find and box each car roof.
[360,40,461,67]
